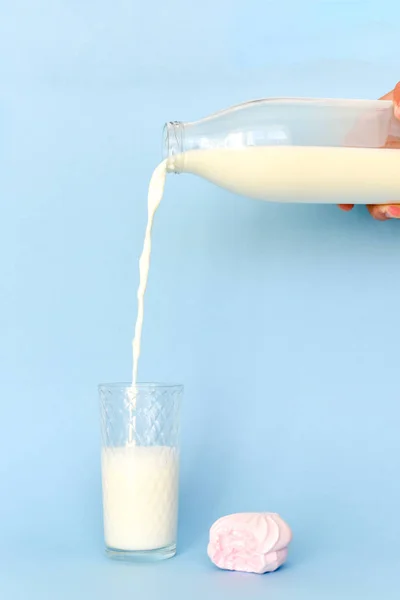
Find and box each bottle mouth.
[162,122,184,172]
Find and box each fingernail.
[386,205,400,218]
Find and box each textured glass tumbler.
[99,383,183,561]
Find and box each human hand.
[339,82,400,220]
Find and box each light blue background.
[2,1,400,598]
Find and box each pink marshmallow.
[207,512,292,574]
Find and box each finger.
[367,205,390,220]
[367,204,400,221]
[338,204,354,211]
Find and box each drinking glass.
[99,382,183,560]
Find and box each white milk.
[105,164,175,555]
[132,160,167,385]
[129,160,167,442]
[174,146,400,203]
[102,445,179,551]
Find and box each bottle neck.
[163,122,185,173]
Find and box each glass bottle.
[163,97,400,204]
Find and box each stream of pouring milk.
[132,160,167,386]
[128,160,167,444]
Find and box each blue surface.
[2,1,400,598]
